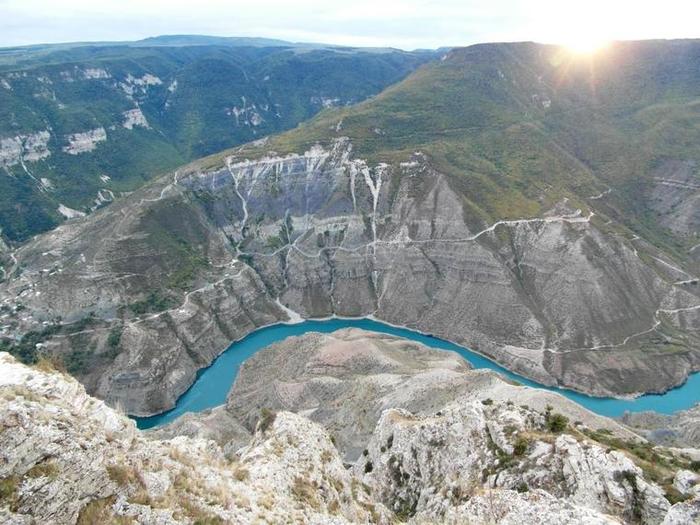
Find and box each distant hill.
[0,38,436,242]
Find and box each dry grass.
[291,476,320,511]
[168,445,195,467]
[233,466,250,482]
[258,492,275,510]
[76,496,132,525]
[178,496,224,524]
[26,460,59,479]
[0,385,43,403]
[106,464,138,487]
[0,476,19,511]
[33,356,66,374]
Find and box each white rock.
[62,127,107,155]
[122,108,149,130]
[673,469,700,496]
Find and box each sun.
[563,36,610,54]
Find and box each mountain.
[0,39,699,419]
[2,333,699,524]
[0,39,435,242]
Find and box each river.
[134,318,700,429]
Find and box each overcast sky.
[1,0,699,49]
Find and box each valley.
[1,41,699,421]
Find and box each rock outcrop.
[0,352,385,524]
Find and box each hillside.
[0,39,434,242]
[0,40,698,418]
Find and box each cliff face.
[2,340,700,525]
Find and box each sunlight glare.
[563,36,610,54]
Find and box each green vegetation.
[513,435,529,456]
[546,413,569,433]
[544,405,569,433]
[129,292,176,315]
[0,42,434,243]
[107,325,123,350]
[63,349,93,375]
[0,323,61,364]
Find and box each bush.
[515,481,529,493]
[544,405,568,433]
[513,435,529,456]
[481,398,493,406]
[546,412,569,433]
[107,325,123,349]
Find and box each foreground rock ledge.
[2,340,700,524]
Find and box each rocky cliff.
[2,332,700,524]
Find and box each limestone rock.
[0,353,387,524]
[661,498,700,525]
[673,470,700,497]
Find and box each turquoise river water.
[134,318,700,429]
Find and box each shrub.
[107,325,123,349]
[546,412,569,433]
[513,435,529,456]
[481,398,493,406]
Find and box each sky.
[1,0,699,50]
